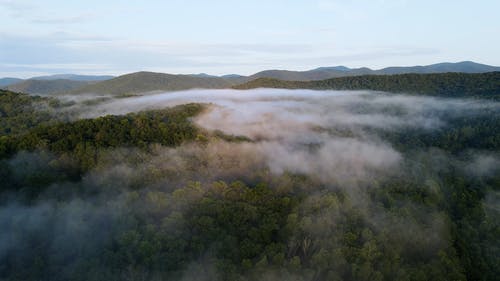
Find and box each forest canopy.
[0,88,499,281]
[234,72,500,99]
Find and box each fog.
[1,88,499,280]
[62,88,498,187]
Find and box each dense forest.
[0,88,499,281]
[0,90,63,136]
[234,72,500,99]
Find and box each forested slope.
[0,90,498,281]
[68,72,234,96]
[0,90,63,136]
[235,72,500,99]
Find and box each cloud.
[288,46,440,66]
[31,13,95,24]
[0,31,318,76]
[0,0,35,14]
[0,29,440,77]
[61,88,497,189]
[466,153,500,178]
[1,62,113,71]
[0,0,95,25]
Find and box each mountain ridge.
[0,77,24,87]
[66,71,235,96]
[248,61,500,81]
[2,61,499,95]
[234,72,500,99]
[30,74,115,81]
[5,79,95,95]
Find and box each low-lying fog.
[60,88,499,186]
[2,88,499,280]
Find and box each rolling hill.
[376,61,500,75]
[0,77,24,87]
[248,66,372,81]
[234,72,500,99]
[2,61,499,95]
[5,79,94,95]
[248,61,500,81]
[30,74,115,81]
[67,71,235,96]
[1,74,114,95]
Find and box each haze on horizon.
[1,0,499,78]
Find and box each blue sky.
[1,0,499,78]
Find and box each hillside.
[249,61,500,81]
[249,66,373,81]
[235,72,500,99]
[1,88,499,281]
[2,62,499,95]
[30,74,115,81]
[68,71,234,96]
[5,79,94,95]
[0,89,64,136]
[377,61,500,75]
[0,77,24,87]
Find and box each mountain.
[188,73,219,78]
[375,61,500,75]
[29,74,115,81]
[221,74,245,79]
[234,72,500,99]
[314,66,351,72]
[250,69,321,81]
[248,66,369,81]
[68,71,234,96]
[0,77,24,87]
[248,61,500,81]
[5,79,94,95]
[250,65,369,81]
[2,61,498,95]
[220,74,248,84]
[187,73,249,84]
[1,74,114,95]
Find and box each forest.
[0,88,499,281]
[234,72,500,99]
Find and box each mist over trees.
[0,88,499,281]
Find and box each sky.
[1,0,499,78]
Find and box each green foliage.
[5,79,92,95]
[374,107,500,153]
[0,90,499,280]
[0,90,61,136]
[0,103,204,183]
[234,72,500,99]
[69,72,234,96]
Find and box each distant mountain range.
[0,74,114,95]
[30,74,115,81]
[1,61,499,95]
[247,61,500,81]
[5,79,94,96]
[0,78,24,87]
